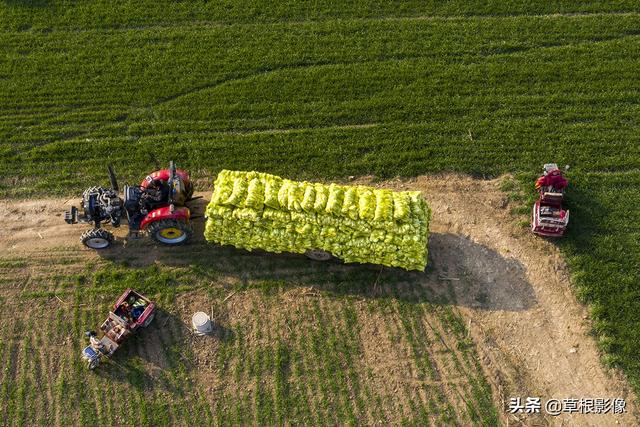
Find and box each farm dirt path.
[1,175,638,426]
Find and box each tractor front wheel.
[148,219,193,245]
[80,229,114,249]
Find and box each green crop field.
[1,1,640,425]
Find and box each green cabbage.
[264,175,282,209]
[277,180,290,208]
[358,188,375,221]
[325,184,344,216]
[313,183,328,212]
[392,192,410,221]
[225,177,247,206]
[245,178,264,210]
[341,187,359,220]
[301,184,316,212]
[374,190,393,222]
[287,182,304,212]
[205,170,431,271]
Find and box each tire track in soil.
[29,320,51,427]
[324,300,365,423]
[400,303,466,425]
[381,301,434,423]
[374,300,442,422]
[291,300,327,426]
[163,307,194,424]
[334,301,375,424]
[2,316,23,425]
[408,307,467,425]
[415,299,480,420]
[387,303,435,423]
[392,289,452,424]
[317,298,360,425]
[290,303,324,426]
[426,310,490,424]
[151,311,181,426]
[15,328,31,427]
[37,322,58,427]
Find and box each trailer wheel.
[305,249,332,261]
[80,229,114,249]
[148,219,192,245]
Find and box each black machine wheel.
[87,357,100,370]
[147,219,193,245]
[80,229,114,249]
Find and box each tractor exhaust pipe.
[108,165,119,192]
[168,161,176,205]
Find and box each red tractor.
[82,288,156,369]
[531,163,570,237]
[65,161,196,249]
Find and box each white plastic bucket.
[192,312,213,336]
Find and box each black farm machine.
[531,163,570,237]
[65,161,199,249]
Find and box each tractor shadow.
[93,308,233,392]
[98,229,537,312]
[553,183,605,249]
[188,197,209,240]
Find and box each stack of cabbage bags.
[205,170,431,271]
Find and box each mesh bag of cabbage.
[205,170,431,271]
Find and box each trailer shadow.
[98,231,537,312]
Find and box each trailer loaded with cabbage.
[205,170,431,271]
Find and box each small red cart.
[531,163,570,237]
[82,289,156,369]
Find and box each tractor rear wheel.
[148,219,193,245]
[80,229,114,249]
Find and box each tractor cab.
[140,162,193,207]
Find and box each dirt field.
[0,175,637,426]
